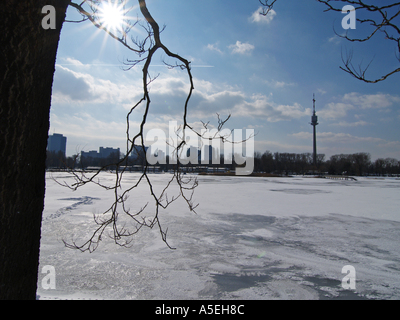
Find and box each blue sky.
[51,0,400,161]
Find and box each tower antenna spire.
[311,94,318,167]
[313,93,316,113]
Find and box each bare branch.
[316,0,400,83]
[259,0,400,82]
[59,0,240,253]
[259,0,277,16]
[69,1,144,54]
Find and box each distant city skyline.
[46,131,399,176]
[52,128,399,168]
[81,146,121,159]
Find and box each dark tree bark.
[0,0,70,300]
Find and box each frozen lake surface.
[37,173,400,299]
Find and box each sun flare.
[98,1,126,33]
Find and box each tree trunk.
[0,0,70,299]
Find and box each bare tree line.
[47,149,400,177]
[253,151,400,176]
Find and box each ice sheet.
[37,173,400,299]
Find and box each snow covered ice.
[37,172,400,299]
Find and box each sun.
[98,1,126,33]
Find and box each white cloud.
[49,112,130,153]
[191,89,246,117]
[249,7,276,24]
[265,79,296,89]
[319,102,354,120]
[148,76,189,96]
[291,131,385,144]
[52,65,142,105]
[318,92,400,120]
[231,94,309,122]
[52,65,94,101]
[228,41,255,55]
[52,60,310,124]
[152,79,309,122]
[328,35,341,45]
[334,120,371,127]
[62,57,87,67]
[343,92,400,109]
[206,43,223,54]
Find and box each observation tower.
[310,94,318,166]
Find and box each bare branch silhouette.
[318,0,400,83]
[259,0,278,16]
[59,0,235,252]
[260,0,400,83]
